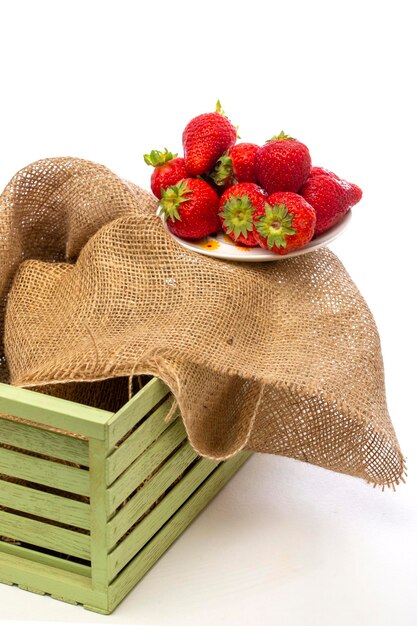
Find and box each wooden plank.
[108,452,252,612]
[106,419,187,514]
[106,397,179,485]
[0,480,90,530]
[107,378,170,448]
[0,540,91,577]
[0,382,111,440]
[89,438,109,593]
[0,510,91,560]
[108,443,198,548]
[108,456,220,579]
[0,417,89,466]
[0,550,108,612]
[0,447,90,496]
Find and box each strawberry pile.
[144,102,362,255]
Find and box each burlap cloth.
[0,158,405,488]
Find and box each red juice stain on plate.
[196,238,220,250]
[221,234,250,251]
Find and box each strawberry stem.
[210,154,234,186]
[144,148,177,167]
[215,100,238,134]
[215,100,225,115]
[255,203,296,249]
[267,131,293,143]
[159,180,190,222]
[219,194,254,240]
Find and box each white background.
[1,1,416,624]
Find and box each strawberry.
[253,191,316,255]
[219,183,267,247]
[182,101,237,176]
[144,149,188,199]
[255,131,312,194]
[211,143,260,187]
[299,167,362,235]
[159,178,220,240]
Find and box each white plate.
[157,209,352,262]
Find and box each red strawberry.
[182,101,237,176]
[159,178,220,240]
[299,167,362,235]
[144,149,188,199]
[253,191,316,255]
[219,182,267,247]
[255,131,312,194]
[211,143,260,187]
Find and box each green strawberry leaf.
[159,180,191,222]
[266,131,293,143]
[219,194,255,240]
[210,154,234,186]
[255,203,297,249]
[144,148,177,167]
[215,100,225,115]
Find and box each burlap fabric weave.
[0,158,405,488]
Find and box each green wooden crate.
[0,377,250,614]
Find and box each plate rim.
[157,208,352,262]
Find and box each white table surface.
[1,446,416,626]
[1,1,416,624]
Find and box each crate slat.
[106,397,179,485]
[0,480,90,530]
[107,378,170,448]
[89,438,108,593]
[0,383,111,440]
[0,376,250,615]
[0,510,91,560]
[108,456,220,579]
[107,443,198,548]
[0,539,91,577]
[106,418,186,515]
[0,550,108,612]
[108,451,251,612]
[0,417,89,466]
[0,447,89,496]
